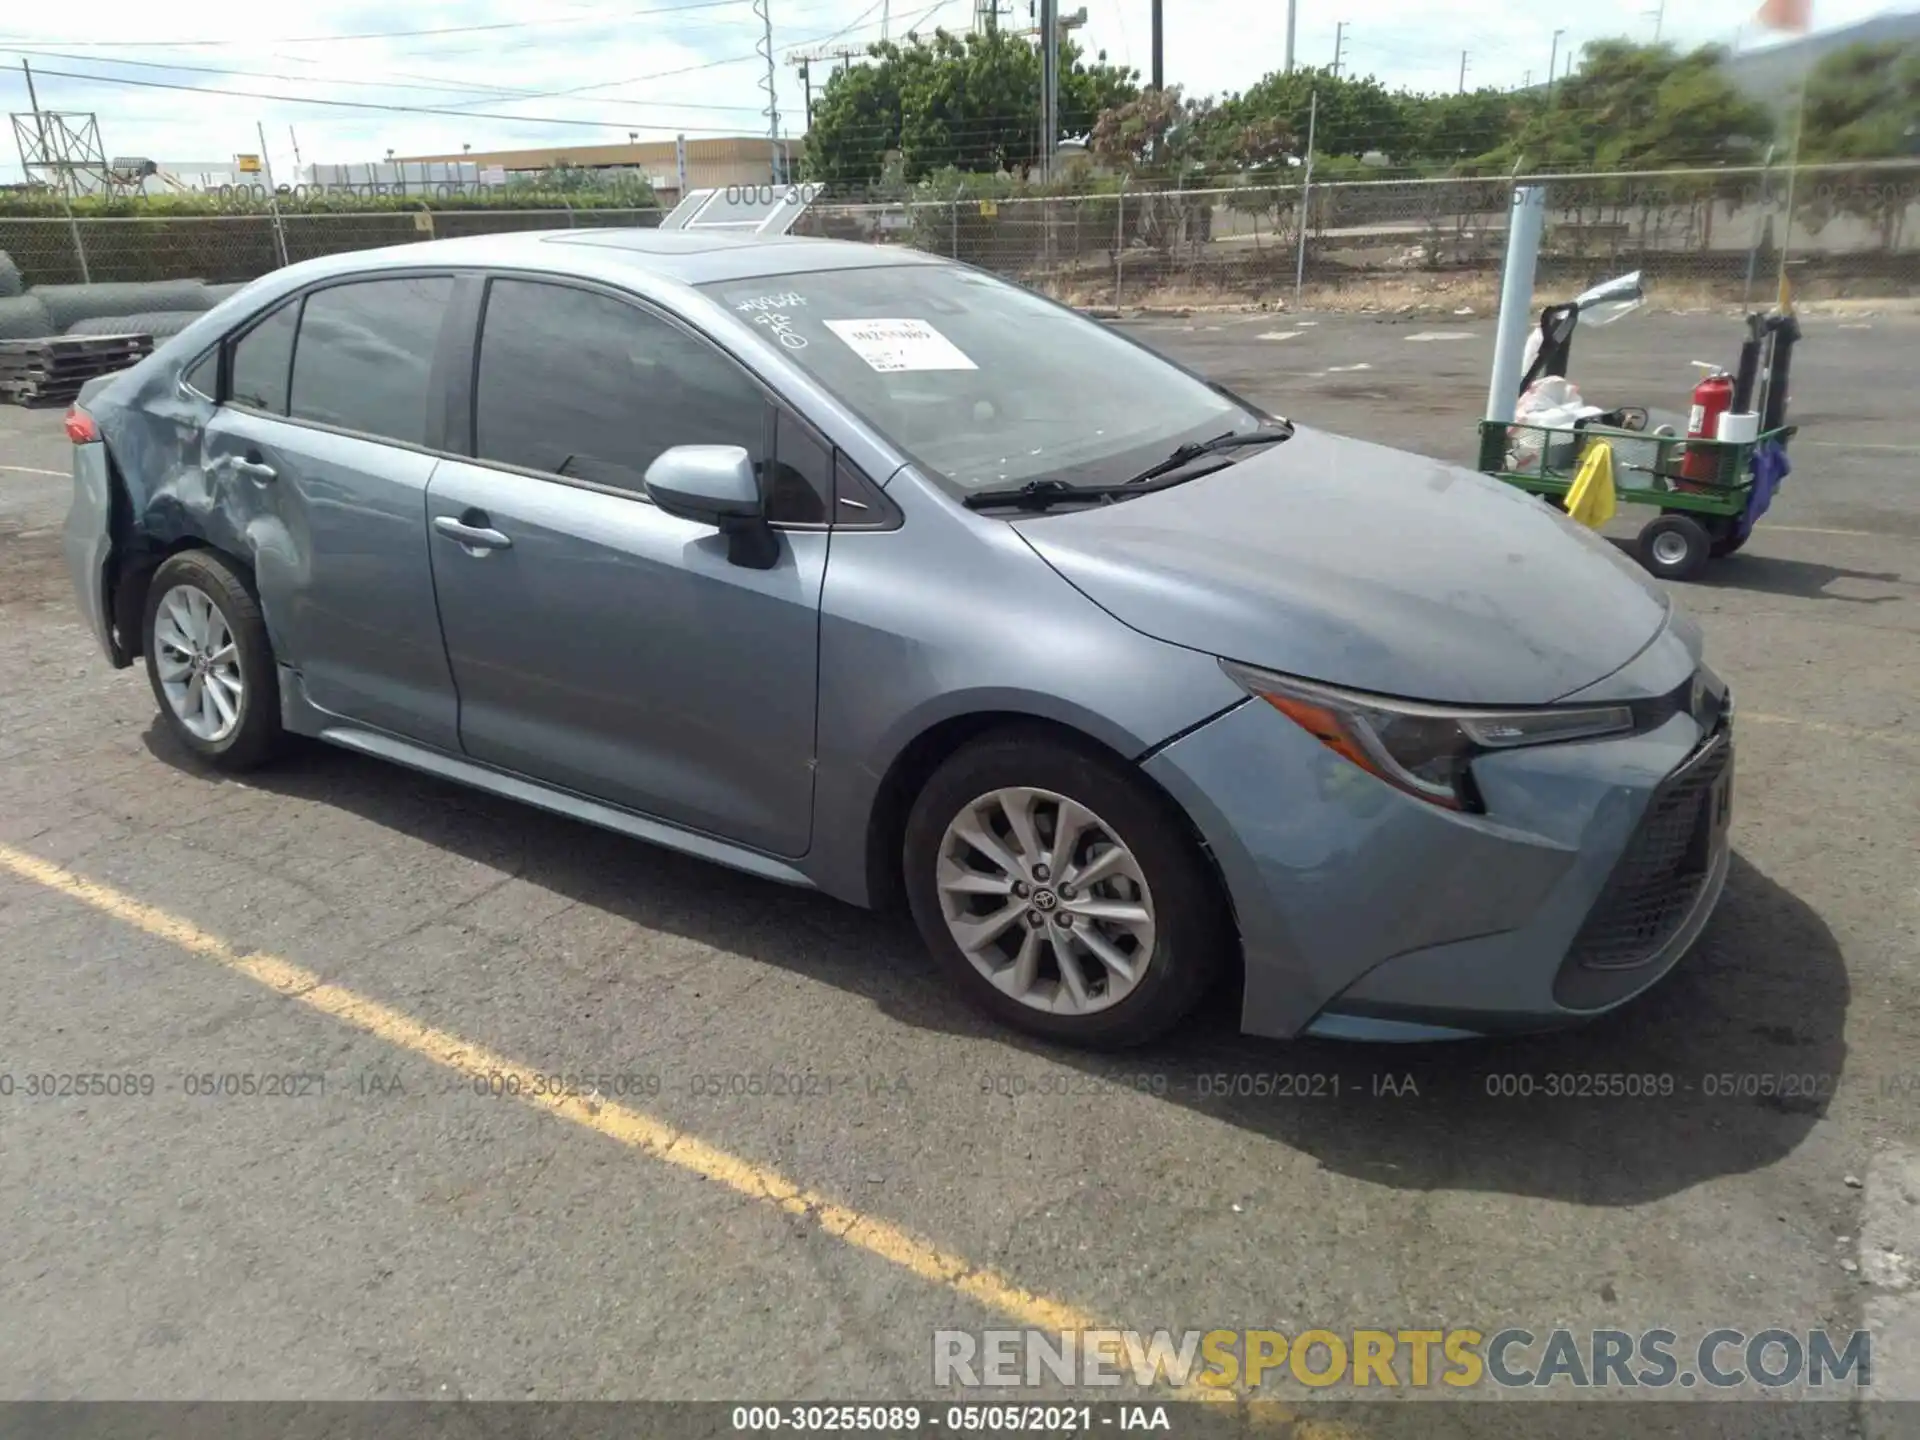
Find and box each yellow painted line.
[1744,712,1919,748]
[0,842,1353,1432]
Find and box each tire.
[32,280,215,331]
[1637,513,1713,582]
[1710,528,1750,558]
[142,550,284,771]
[903,727,1227,1048]
[0,249,22,298]
[0,293,53,340]
[65,310,205,340]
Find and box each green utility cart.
[1476,419,1796,582]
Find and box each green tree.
[804,28,1138,187]
[1490,40,1774,172]
[1800,40,1920,161]
[1797,41,1920,248]
[1214,67,1406,163]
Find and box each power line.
[7,64,787,135]
[0,46,769,114]
[0,0,751,50]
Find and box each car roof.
[275,228,945,290]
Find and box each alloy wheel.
[152,583,245,743]
[935,786,1156,1015]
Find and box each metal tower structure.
[11,63,113,198]
[754,0,785,182]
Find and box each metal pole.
[1115,174,1127,307]
[952,184,962,257]
[289,126,303,169]
[1486,185,1547,423]
[1547,30,1564,103]
[61,188,90,284]
[1150,0,1163,90]
[1039,0,1060,182]
[1459,51,1468,93]
[1293,90,1317,311]
[1331,22,1347,79]
[1743,142,1776,309]
[1284,0,1297,71]
[676,133,689,197]
[1774,87,1806,313]
[257,121,290,268]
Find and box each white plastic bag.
[1509,376,1602,471]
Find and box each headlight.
[1221,660,1635,812]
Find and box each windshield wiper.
[1122,423,1292,487]
[961,423,1294,513]
[962,477,1122,512]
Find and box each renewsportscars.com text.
[933,1327,1872,1391]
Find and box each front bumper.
[1143,666,1732,1041]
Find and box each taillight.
[64,406,99,444]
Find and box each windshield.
[700,263,1259,493]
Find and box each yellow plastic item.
[1563,440,1617,530]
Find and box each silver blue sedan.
[62,230,1733,1047]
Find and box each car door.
[424,275,830,859]
[199,273,463,752]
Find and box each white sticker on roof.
[824,318,977,373]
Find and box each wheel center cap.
[1031,888,1058,913]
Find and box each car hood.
[1011,425,1673,706]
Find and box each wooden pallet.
[0,334,153,406]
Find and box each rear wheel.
[142,550,284,770]
[1638,513,1713,582]
[903,728,1226,1048]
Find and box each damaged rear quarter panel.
[88,279,313,659]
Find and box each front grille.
[1554,729,1732,1004]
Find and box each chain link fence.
[3,163,1916,314]
[0,207,662,289]
[795,161,1920,310]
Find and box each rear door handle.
[210,455,277,482]
[433,515,513,552]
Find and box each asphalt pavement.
[0,311,1916,1436]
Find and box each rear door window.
[227,300,298,414]
[287,276,453,446]
[473,277,769,495]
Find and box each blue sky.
[0,0,1909,182]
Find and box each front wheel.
[902,729,1227,1048]
[142,549,284,770]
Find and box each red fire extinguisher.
[1678,364,1735,489]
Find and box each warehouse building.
[395,135,801,205]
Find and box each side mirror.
[642,444,777,569]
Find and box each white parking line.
[1256,331,1301,341]
[0,463,66,478]
[1403,332,1474,343]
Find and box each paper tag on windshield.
[824,318,977,373]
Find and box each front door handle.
[433,514,513,552]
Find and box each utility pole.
[1458,51,1469,93]
[1150,0,1163,91]
[1647,0,1665,41]
[1547,29,1564,103]
[1038,0,1059,180]
[288,126,303,169]
[1331,22,1348,80]
[1284,0,1297,71]
[754,0,781,182]
[799,63,813,131]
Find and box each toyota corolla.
[62,230,1733,1047]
